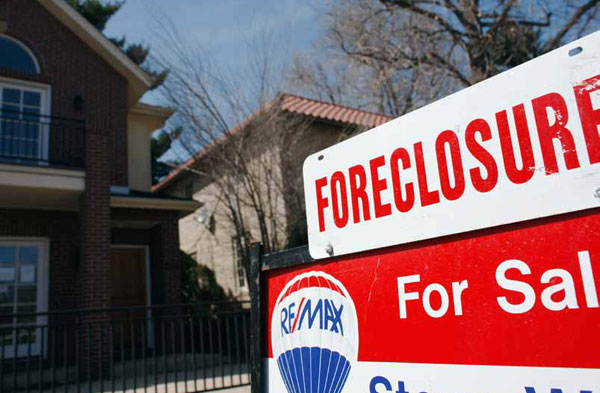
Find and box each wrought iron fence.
[0,302,250,393]
[0,110,85,168]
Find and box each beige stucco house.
[153,94,391,299]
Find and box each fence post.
[249,243,264,393]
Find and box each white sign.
[303,31,600,259]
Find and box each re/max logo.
[280,298,344,336]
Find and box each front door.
[110,247,148,352]
[110,247,147,308]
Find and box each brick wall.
[80,129,111,309]
[0,2,186,314]
[0,0,134,311]
[0,0,129,185]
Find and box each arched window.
[0,35,39,74]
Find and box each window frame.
[0,77,52,163]
[0,237,49,358]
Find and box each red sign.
[265,209,600,392]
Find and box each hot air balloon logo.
[271,271,359,393]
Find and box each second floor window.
[0,80,50,164]
[0,35,49,165]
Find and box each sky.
[104,0,328,105]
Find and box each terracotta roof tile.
[282,95,392,128]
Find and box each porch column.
[79,128,111,375]
[80,128,111,307]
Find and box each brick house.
[0,0,199,358]
[153,94,391,300]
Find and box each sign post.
[252,31,600,393]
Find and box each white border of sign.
[303,31,600,259]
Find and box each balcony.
[0,110,85,169]
[0,110,86,211]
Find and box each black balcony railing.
[0,302,251,393]
[0,110,85,168]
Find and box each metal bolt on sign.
[595,187,600,199]
[326,243,334,256]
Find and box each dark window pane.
[17,327,36,343]
[1,105,20,118]
[0,246,16,264]
[0,305,13,316]
[0,37,38,74]
[16,140,26,157]
[16,304,36,314]
[23,91,40,107]
[0,286,15,304]
[2,88,20,104]
[19,246,37,264]
[23,109,40,122]
[0,314,14,331]
[16,305,36,326]
[0,329,13,345]
[27,140,37,157]
[17,285,36,302]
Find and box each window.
[232,234,248,290]
[0,80,50,163]
[0,35,40,74]
[0,240,48,357]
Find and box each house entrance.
[109,246,150,352]
[110,247,148,308]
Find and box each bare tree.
[289,0,462,117]
[289,0,600,116]
[151,19,312,285]
[378,0,600,81]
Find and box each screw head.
[595,188,600,199]
[325,244,334,257]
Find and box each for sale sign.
[303,31,600,259]
[264,210,600,392]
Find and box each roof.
[37,0,154,107]
[280,94,391,129]
[152,94,392,193]
[131,103,175,119]
[110,188,201,213]
[131,102,174,131]
[112,188,192,201]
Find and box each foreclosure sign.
[265,210,600,392]
[303,31,600,259]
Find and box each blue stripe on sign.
[277,347,351,393]
[277,354,294,393]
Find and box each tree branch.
[543,0,600,52]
